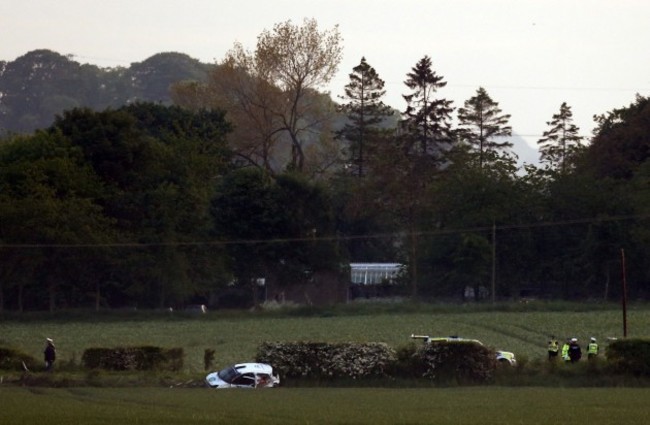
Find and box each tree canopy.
[2,31,650,311]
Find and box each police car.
[205,362,280,388]
[411,334,517,366]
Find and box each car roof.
[429,337,484,345]
[231,363,274,374]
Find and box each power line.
[2,213,648,249]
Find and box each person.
[587,337,599,360]
[568,337,582,363]
[547,335,559,361]
[44,338,56,371]
[561,338,571,362]
[256,374,270,388]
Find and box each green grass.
[1,386,649,425]
[2,302,648,373]
[2,303,650,423]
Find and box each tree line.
[1,19,649,312]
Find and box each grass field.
[1,302,648,373]
[2,303,650,423]
[1,386,649,425]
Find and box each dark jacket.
[44,344,56,362]
[568,343,581,362]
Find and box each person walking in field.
[547,335,559,361]
[561,338,571,362]
[587,337,599,360]
[44,338,56,371]
[568,338,582,363]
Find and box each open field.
[2,386,650,425]
[1,303,649,373]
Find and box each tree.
[191,18,343,174]
[375,56,455,297]
[211,168,340,307]
[457,87,513,170]
[587,95,650,180]
[0,50,90,132]
[0,49,211,135]
[401,55,454,160]
[537,102,583,173]
[127,52,211,104]
[0,131,116,312]
[49,103,233,309]
[337,57,394,177]
[421,148,523,299]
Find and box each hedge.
[414,340,496,384]
[606,338,650,376]
[81,346,183,371]
[0,347,39,371]
[256,341,396,379]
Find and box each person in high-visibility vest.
[547,336,559,361]
[587,337,599,360]
[561,338,571,361]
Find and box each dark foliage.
[81,346,183,371]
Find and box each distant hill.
[511,133,540,168]
[0,49,211,134]
[0,49,541,176]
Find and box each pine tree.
[537,102,583,172]
[337,57,394,177]
[401,55,454,161]
[457,87,513,169]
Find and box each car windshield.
[217,366,240,383]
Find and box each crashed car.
[411,334,517,366]
[205,362,280,388]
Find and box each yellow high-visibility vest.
[561,343,570,359]
[548,340,559,352]
[588,343,599,355]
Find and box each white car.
[411,335,517,366]
[205,363,280,388]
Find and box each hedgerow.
[256,341,396,379]
[606,338,650,376]
[0,347,38,371]
[81,346,183,371]
[256,340,495,383]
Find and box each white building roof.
[350,263,404,285]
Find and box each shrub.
[414,341,496,384]
[0,347,38,371]
[392,343,421,378]
[606,338,650,376]
[81,346,183,371]
[204,348,215,371]
[256,341,396,379]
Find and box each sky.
[1,0,649,151]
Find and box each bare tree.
[174,19,343,174]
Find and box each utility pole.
[491,222,496,304]
[621,248,628,338]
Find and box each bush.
[392,343,421,378]
[414,341,496,384]
[204,348,215,371]
[0,347,39,371]
[606,338,650,376]
[81,346,183,372]
[256,341,396,379]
